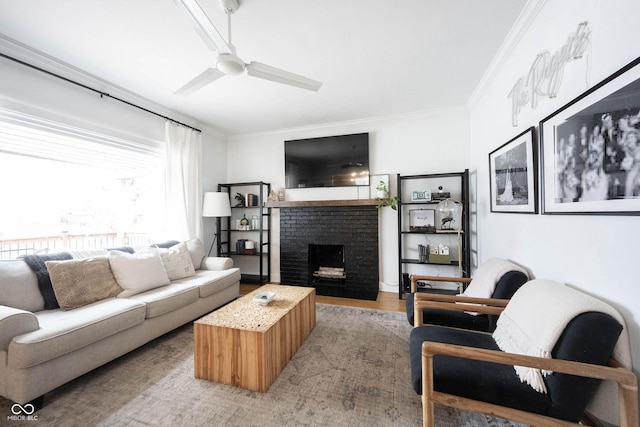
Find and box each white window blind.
[0,107,164,169]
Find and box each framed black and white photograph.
[540,56,640,215]
[489,126,538,213]
[409,209,435,231]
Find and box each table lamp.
[202,192,232,256]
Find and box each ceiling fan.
[173,0,323,95]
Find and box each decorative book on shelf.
[245,193,259,207]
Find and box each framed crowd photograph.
[540,56,640,215]
[489,126,538,214]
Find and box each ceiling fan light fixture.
[216,54,245,75]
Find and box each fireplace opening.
[308,244,346,287]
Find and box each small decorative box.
[252,291,276,305]
[428,254,451,265]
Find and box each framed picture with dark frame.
[540,56,640,215]
[489,126,538,214]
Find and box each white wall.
[469,0,640,419]
[226,108,470,291]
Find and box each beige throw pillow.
[46,257,122,310]
[157,242,196,280]
[109,247,170,297]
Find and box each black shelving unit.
[397,170,470,299]
[218,181,271,285]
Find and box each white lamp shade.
[202,192,231,217]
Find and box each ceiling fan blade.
[246,61,322,91]
[173,0,231,54]
[175,68,225,95]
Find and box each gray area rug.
[1,304,526,426]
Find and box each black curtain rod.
[0,52,202,133]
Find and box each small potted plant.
[375,180,399,210]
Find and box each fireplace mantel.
[266,199,379,208]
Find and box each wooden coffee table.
[194,284,316,392]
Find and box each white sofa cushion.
[125,283,199,319]
[46,257,122,310]
[173,268,241,298]
[157,242,196,280]
[109,247,170,297]
[0,261,45,312]
[9,298,146,369]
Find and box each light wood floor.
[240,284,405,313]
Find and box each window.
[0,108,166,259]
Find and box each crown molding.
[227,105,468,140]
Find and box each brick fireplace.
[279,204,379,300]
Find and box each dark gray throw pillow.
[105,246,134,254]
[154,240,180,249]
[21,252,73,310]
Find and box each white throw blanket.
[459,258,529,315]
[492,279,632,397]
[461,258,529,299]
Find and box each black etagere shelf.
[397,170,470,299]
[217,181,271,285]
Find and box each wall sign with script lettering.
[508,22,591,126]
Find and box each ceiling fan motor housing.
[217,53,245,75]
[219,0,239,13]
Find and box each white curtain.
[165,122,203,242]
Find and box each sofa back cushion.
[487,270,529,331]
[69,249,109,259]
[546,311,622,421]
[46,257,122,310]
[0,260,45,312]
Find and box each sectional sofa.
[0,238,240,406]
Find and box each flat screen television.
[285,133,370,189]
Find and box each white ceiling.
[0,0,527,136]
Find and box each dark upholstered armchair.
[405,258,529,330]
[409,280,638,427]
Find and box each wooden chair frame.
[414,298,639,427]
[413,291,508,327]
